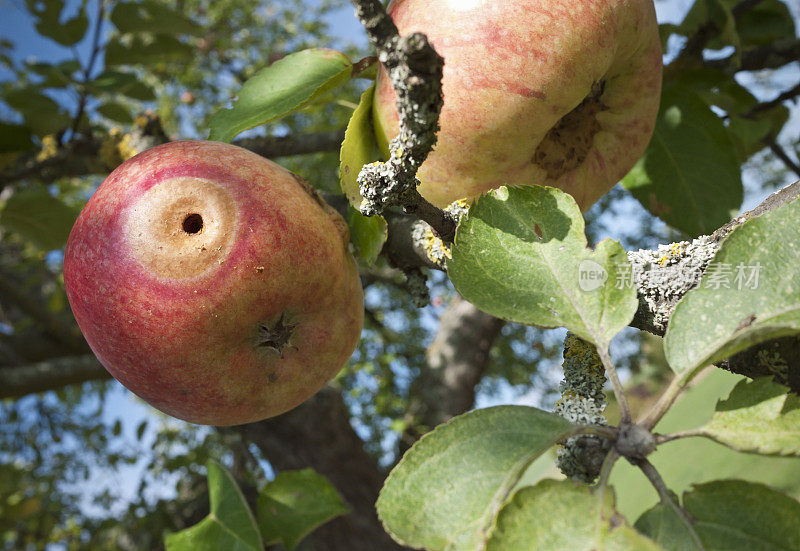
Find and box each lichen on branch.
[351,0,456,243]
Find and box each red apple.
[373,0,662,211]
[64,141,364,425]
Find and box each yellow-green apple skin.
[373,0,663,210]
[63,141,364,426]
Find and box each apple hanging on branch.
[64,141,364,426]
[372,0,663,211]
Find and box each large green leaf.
[0,189,80,250]
[622,84,742,236]
[685,480,800,550]
[449,185,636,348]
[487,480,659,550]
[665,196,800,373]
[692,377,800,456]
[208,49,353,143]
[635,500,702,551]
[611,369,800,521]
[258,469,349,551]
[105,35,193,68]
[164,461,262,551]
[377,406,575,551]
[111,1,203,36]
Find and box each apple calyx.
[533,81,608,179]
[256,313,299,359]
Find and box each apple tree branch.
[351,0,456,244]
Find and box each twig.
[597,347,631,424]
[764,136,800,179]
[570,424,619,442]
[638,459,705,550]
[744,82,800,119]
[68,0,106,144]
[350,0,456,243]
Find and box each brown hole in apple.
[182,213,203,234]
[532,80,608,179]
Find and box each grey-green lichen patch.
[554,332,610,483]
[628,236,719,333]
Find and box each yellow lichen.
[658,255,669,267]
[99,127,138,169]
[36,134,58,162]
[670,243,681,256]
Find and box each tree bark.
[401,296,505,449]
[232,386,408,550]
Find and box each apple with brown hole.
[373,0,662,211]
[63,141,364,425]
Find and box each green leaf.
[488,480,659,550]
[684,480,800,550]
[257,469,349,551]
[4,87,71,136]
[734,0,796,47]
[377,406,576,550]
[635,499,702,550]
[348,208,387,266]
[135,420,147,441]
[27,0,88,47]
[208,48,352,143]
[727,115,773,161]
[0,123,34,153]
[448,185,637,348]
[111,1,203,36]
[165,461,262,551]
[339,84,379,209]
[338,84,387,264]
[693,377,800,456]
[87,70,157,101]
[97,102,134,124]
[105,35,193,68]
[622,84,743,236]
[0,189,80,250]
[665,196,800,373]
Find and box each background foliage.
[0,0,798,549]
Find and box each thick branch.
[629,180,800,390]
[0,355,109,398]
[401,296,505,448]
[0,128,346,192]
